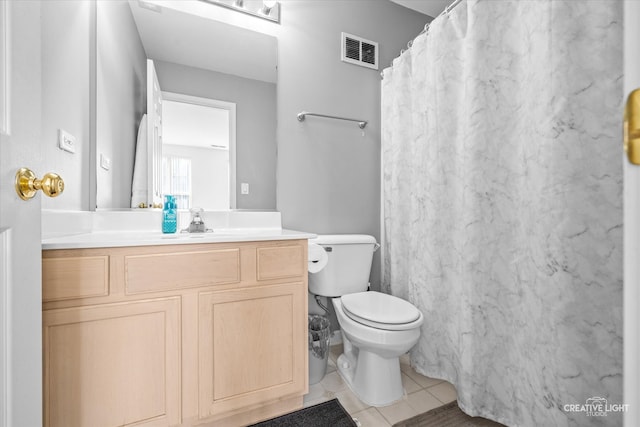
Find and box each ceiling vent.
[341,32,379,70]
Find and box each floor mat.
[250,399,358,427]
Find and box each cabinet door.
[43,298,181,427]
[198,283,307,419]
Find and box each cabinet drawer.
[125,248,240,294]
[257,245,305,281]
[42,256,109,302]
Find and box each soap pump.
[162,195,177,234]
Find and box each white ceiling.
[163,101,230,149]
[389,0,452,18]
[129,0,278,84]
[128,0,448,85]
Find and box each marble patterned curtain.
[381,1,622,426]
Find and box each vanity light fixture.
[198,0,280,24]
[137,0,162,13]
[261,0,277,15]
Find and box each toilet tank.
[308,234,378,297]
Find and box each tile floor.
[303,344,458,426]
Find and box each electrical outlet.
[241,183,249,195]
[58,129,76,153]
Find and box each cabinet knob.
[15,167,65,200]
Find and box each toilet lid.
[340,291,421,327]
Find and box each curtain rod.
[381,0,464,79]
[297,111,367,129]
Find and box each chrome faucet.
[185,208,209,233]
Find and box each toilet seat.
[340,291,422,331]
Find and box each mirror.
[95,0,277,210]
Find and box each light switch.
[100,154,111,171]
[241,183,249,195]
[58,129,76,153]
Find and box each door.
[625,1,640,425]
[147,59,163,208]
[0,2,43,426]
[161,91,237,210]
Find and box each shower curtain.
[381,1,622,426]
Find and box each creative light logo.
[563,397,629,417]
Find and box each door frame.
[624,1,640,425]
[161,91,237,209]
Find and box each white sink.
[42,228,316,250]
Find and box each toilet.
[308,234,424,407]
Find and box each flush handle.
[15,167,64,200]
[624,89,640,165]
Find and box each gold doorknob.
[15,168,64,200]
[625,89,640,165]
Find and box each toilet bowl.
[333,292,423,406]
[307,235,424,407]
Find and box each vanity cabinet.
[42,239,309,427]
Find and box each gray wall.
[154,61,277,210]
[41,1,92,210]
[96,1,146,209]
[275,2,429,290]
[195,1,429,291]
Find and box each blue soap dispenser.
[162,195,177,234]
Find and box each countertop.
[42,228,317,250]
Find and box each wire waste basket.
[308,314,330,384]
